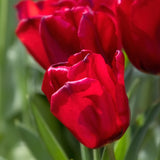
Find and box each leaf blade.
[32,105,68,160]
[16,121,52,160]
[124,102,160,160]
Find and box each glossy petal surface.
[16,0,119,69]
[42,50,130,148]
[16,17,50,69]
[118,0,160,74]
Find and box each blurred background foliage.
[0,0,160,160]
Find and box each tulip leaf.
[127,78,140,99]
[32,104,68,160]
[138,129,158,160]
[15,121,52,160]
[114,128,130,160]
[155,144,160,160]
[30,94,63,142]
[123,50,129,69]
[124,101,160,160]
[30,94,81,160]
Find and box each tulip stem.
[93,149,100,160]
[0,0,8,119]
[107,144,116,160]
[80,144,90,160]
[0,0,8,52]
[101,143,116,160]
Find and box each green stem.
[0,0,8,51]
[107,144,116,160]
[93,149,100,160]
[101,144,116,160]
[80,144,90,160]
[0,0,8,119]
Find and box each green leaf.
[127,78,140,99]
[123,50,129,69]
[32,105,68,160]
[30,94,81,160]
[138,129,158,160]
[15,121,52,160]
[114,128,130,160]
[155,144,160,160]
[30,94,62,141]
[124,102,160,160]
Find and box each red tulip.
[41,6,120,65]
[42,50,130,148]
[117,0,160,74]
[16,0,120,69]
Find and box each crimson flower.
[16,0,120,69]
[42,50,130,148]
[117,0,160,74]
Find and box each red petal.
[78,11,118,64]
[132,0,160,38]
[114,51,130,131]
[42,70,55,102]
[68,49,91,65]
[40,14,80,64]
[115,83,130,133]
[118,0,160,73]
[68,52,115,97]
[50,77,104,148]
[42,65,69,102]
[77,0,117,11]
[36,0,55,15]
[111,50,125,84]
[16,0,40,20]
[16,17,50,69]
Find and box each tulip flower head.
[117,0,160,74]
[16,0,120,69]
[42,50,130,148]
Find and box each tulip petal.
[118,0,160,73]
[40,14,80,64]
[42,70,55,102]
[67,51,115,93]
[16,0,40,20]
[78,11,118,63]
[16,17,50,69]
[50,77,104,148]
[77,0,116,11]
[132,0,160,38]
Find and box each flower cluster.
[15,0,160,148]
[16,0,120,69]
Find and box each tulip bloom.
[42,50,130,148]
[16,0,120,69]
[41,6,119,65]
[117,0,160,74]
